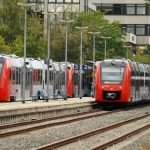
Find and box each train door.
[67,66,74,98]
[28,68,33,98]
[10,67,22,101]
[144,65,149,99]
[73,71,79,97]
[131,63,137,100]
[147,66,150,98]
[134,63,140,101]
[138,64,145,100]
[82,70,92,97]
[25,67,32,100]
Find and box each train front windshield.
[101,63,126,84]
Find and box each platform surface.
[0,97,95,111]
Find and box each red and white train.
[0,54,92,102]
[95,59,150,107]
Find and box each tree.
[0,0,47,58]
[0,0,24,42]
[0,36,11,53]
[70,12,126,62]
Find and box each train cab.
[95,59,150,107]
[95,59,131,106]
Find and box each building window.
[113,4,121,14]
[57,0,63,3]
[148,25,150,35]
[126,25,135,34]
[73,0,79,2]
[65,0,72,2]
[136,5,145,15]
[126,4,135,15]
[136,25,145,35]
[49,0,56,2]
[100,4,113,14]
[113,4,122,15]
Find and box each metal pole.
[76,26,88,99]
[88,31,100,97]
[22,8,27,103]
[42,12,58,101]
[64,25,68,100]
[101,36,111,60]
[104,38,106,59]
[60,20,74,100]
[93,34,95,97]
[123,45,132,59]
[79,29,83,99]
[47,14,50,101]
[44,0,48,37]
[17,3,35,103]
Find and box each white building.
[80,0,150,46]
[28,0,80,13]
[28,0,150,46]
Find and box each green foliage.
[134,54,150,64]
[11,35,23,56]
[0,1,149,64]
[0,36,11,53]
[70,12,126,62]
[0,0,47,58]
[0,0,24,42]
[145,0,150,5]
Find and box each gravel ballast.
[0,105,150,150]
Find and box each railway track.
[92,124,150,150]
[34,113,150,150]
[0,109,121,138]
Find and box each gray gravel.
[0,105,150,150]
[107,130,150,150]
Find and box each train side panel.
[67,66,74,97]
[121,63,131,102]
[0,58,11,102]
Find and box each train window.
[138,64,145,86]
[0,58,4,78]
[101,65,125,84]
[50,70,53,83]
[74,73,79,85]
[138,64,144,73]
[129,61,136,76]
[9,69,11,80]
[62,72,65,85]
[144,65,148,73]
[0,64,2,78]
[12,69,16,84]
[15,67,21,85]
[38,69,42,84]
[133,63,140,76]
[45,70,47,84]
[33,69,39,84]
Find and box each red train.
[95,59,150,108]
[0,54,92,102]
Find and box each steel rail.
[0,109,100,129]
[0,110,121,138]
[93,124,150,150]
[34,113,150,150]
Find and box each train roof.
[96,58,129,65]
[26,58,44,70]
[0,54,24,68]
